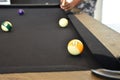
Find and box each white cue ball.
[59,18,68,27]
[67,39,84,56]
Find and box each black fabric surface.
[0,6,101,73]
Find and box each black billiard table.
[0,4,119,73]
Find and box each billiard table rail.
[0,4,60,8]
[68,14,120,70]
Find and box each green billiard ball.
[1,21,13,32]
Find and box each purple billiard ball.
[18,9,24,15]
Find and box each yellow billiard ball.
[59,18,68,27]
[67,39,84,55]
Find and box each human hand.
[60,0,75,11]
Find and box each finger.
[64,6,71,11]
[61,0,66,6]
[60,0,63,2]
[62,3,70,9]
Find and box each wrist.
[71,0,83,7]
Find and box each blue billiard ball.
[18,9,24,15]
